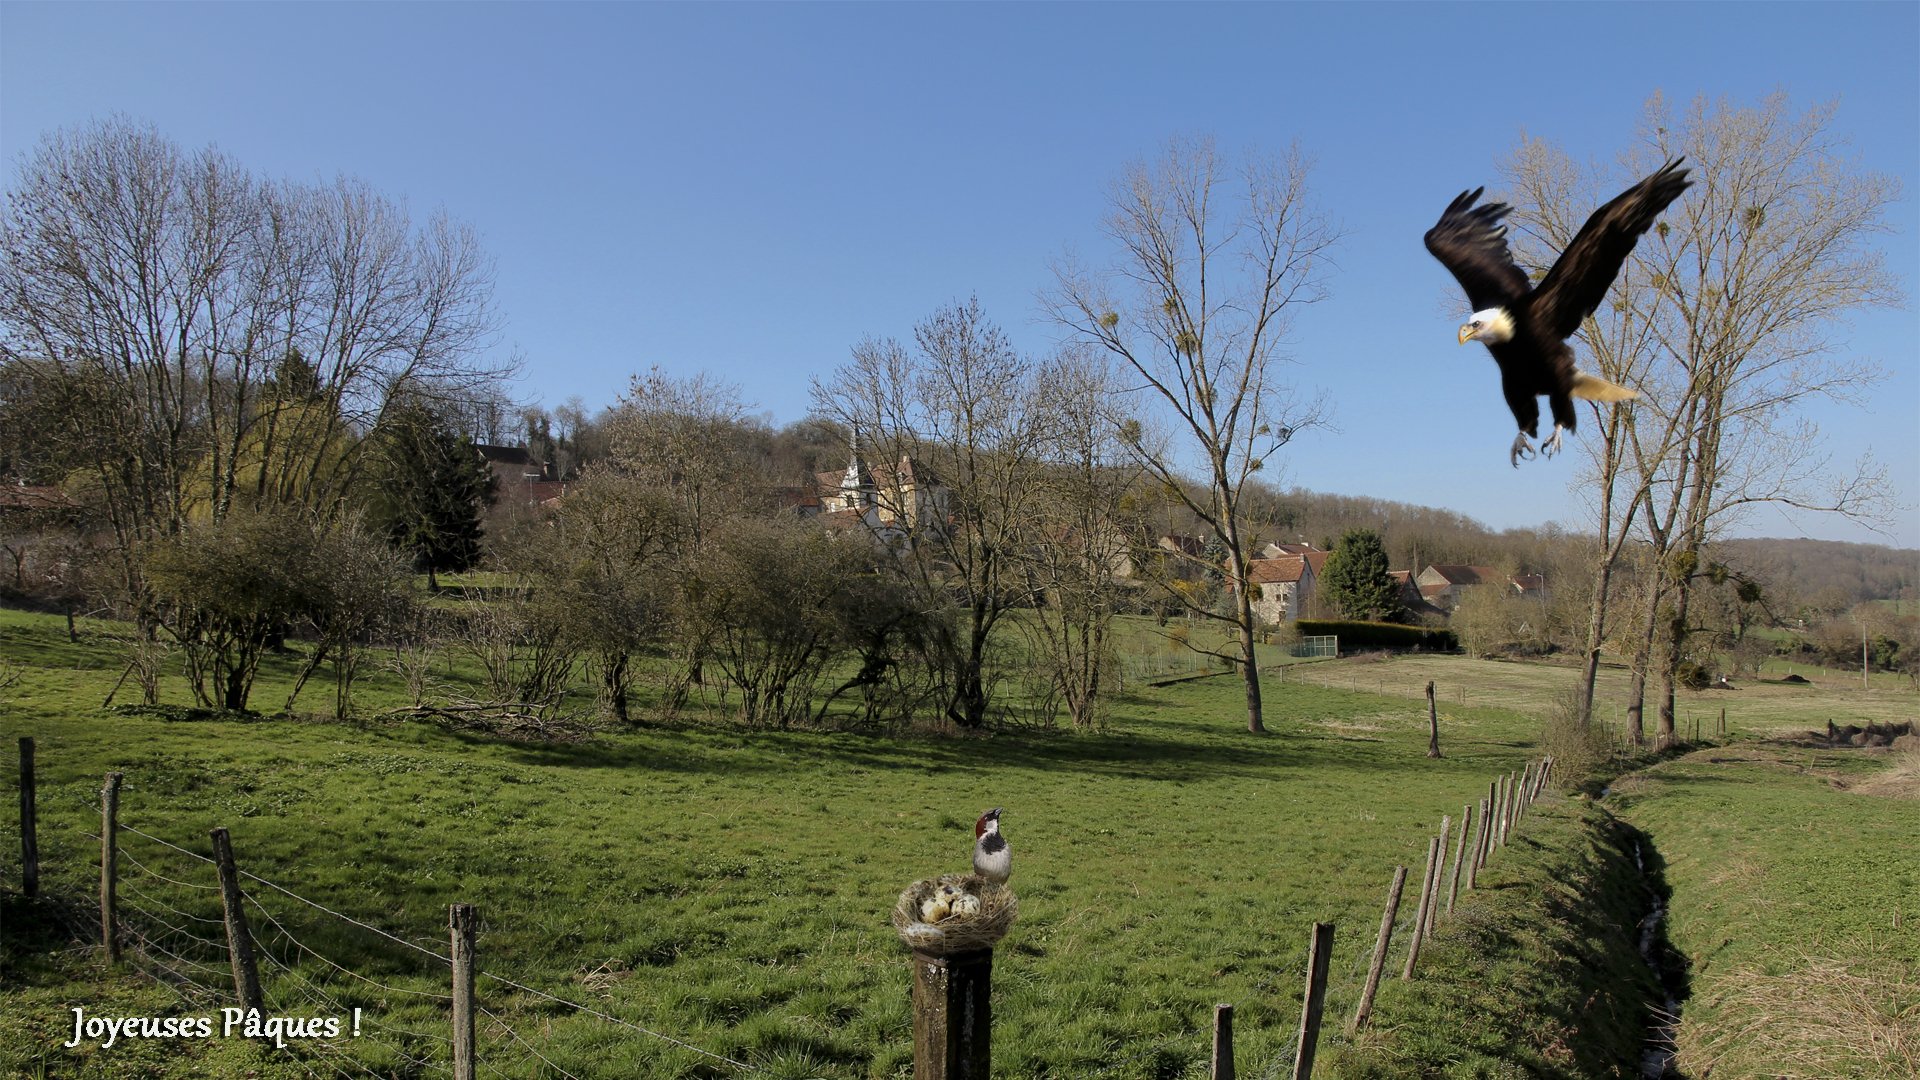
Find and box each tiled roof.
[1425,564,1498,585]
[1248,556,1307,584]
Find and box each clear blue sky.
[4,2,1915,546]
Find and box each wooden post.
[1425,815,1451,932]
[1476,781,1496,869]
[209,827,265,1015]
[1351,865,1406,1032]
[1425,681,1441,758]
[1445,803,1472,914]
[1468,797,1489,887]
[19,738,38,897]
[1492,774,1507,848]
[1212,1003,1235,1080]
[451,903,477,1080]
[912,948,993,1080]
[1719,708,1726,737]
[100,772,121,964]
[1292,922,1334,1080]
[1401,834,1442,980]
[1501,772,1517,844]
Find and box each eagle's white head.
[1458,307,1515,346]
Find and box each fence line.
[16,735,1562,1078]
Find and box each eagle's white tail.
[1570,371,1638,403]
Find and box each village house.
[806,441,950,544]
[475,445,568,511]
[1415,564,1500,610]
[1415,564,1550,613]
[1246,554,1316,625]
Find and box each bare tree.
[0,117,503,608]
[1019,349,1140,729]
[1501,94,1900,745]
[813,297,1049,729]
[1048,137,1338,733]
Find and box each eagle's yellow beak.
[1457,325,1475,345]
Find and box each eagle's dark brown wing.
[1424,187,1532,313]
[1525,159,1691,341]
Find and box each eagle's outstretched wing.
[1424,188,1531,313]
[1527,159,1692,341]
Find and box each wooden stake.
[1425,815,1451,932]
[451,903,477,1080]
[100,772,121,964]
[1212,1003,1235,1080]
[1446,803,1472,914]
[210,827,265,1015]
[1351,865,1406,1032]
[1425,681,1441,758]
[1401,834,1442,980]
[19,738,37,898]
[1468,797,1489,887]
[912,948,993,1079]
[1292,922,1335,1080]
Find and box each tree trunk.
[1238,613,1264,735]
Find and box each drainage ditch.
[1632,838,1685,1078]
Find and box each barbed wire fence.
[5,746,762,1079]
[10,731,1561,1079]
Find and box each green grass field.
[2,607,1914,1078]
[1281,651,1918,733]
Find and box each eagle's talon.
[1541,425,1567,458]
[1509,432,1537,468]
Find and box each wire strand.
[477,970,758,1072]
[243,892,454,1002]
[480,1005,586,1080]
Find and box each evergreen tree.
[1321,528,1400,621]
[367,405,496,589]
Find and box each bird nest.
[891,874,1018,956]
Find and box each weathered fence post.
[1401,834,1442,980]
[1446,803,1472,914]
[1351,865,1406,1032]
[1719,708,1726,737]
[209,827,265,1015]
[451,903,477,1080]
[1292,922,1335,1080]
[1212,1003,1235,1080]
[1425,815,1451,933]
[1425,681,1441,758]
[100,772,121,964]
[19,738,38,897]
[913,948,993,1079]
[1477,781,1496,869]
[1474,791,1489,883]
[1499,772,1516,845]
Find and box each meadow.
[1607,745,1919,1077]
[1,606,1914,1078]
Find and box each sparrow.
[972,808,1010,884]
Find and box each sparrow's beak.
[1457,325,1475,345]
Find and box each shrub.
[1292,618,1457,653]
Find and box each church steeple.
[840,425,875,510]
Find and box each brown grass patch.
[1680,954,1920,1079]
[1850,749,1920,800]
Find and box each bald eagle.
[1425,158,1691,466]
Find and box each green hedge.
[1295,618,1457,653]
